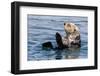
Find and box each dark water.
[27,15,88,61]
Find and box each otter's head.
[64,22,79,34]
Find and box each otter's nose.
[64,23,66,26]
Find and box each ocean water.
[27,15,88,61]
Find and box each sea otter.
[56,22,81,49]
[42,22,81,50]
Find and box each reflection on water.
[27,15,88,61]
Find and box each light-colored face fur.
[64,23,79,34]
[63,22,80,47]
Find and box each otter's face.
[64,23,77,34]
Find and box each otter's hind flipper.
[42,42,53,50]
[56,32,64,49]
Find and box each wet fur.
[56,23,81,48]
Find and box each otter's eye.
[74,29,76,31]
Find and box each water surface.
[27,15,88,61]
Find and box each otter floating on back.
[42,22,81,50]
